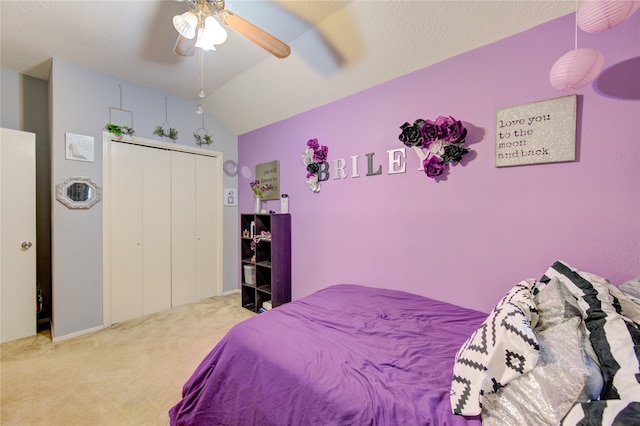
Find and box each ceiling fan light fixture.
[171,0,290,59]
[204,16,228,45]
[173,11,198,39]
[195,27,216,51]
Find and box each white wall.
[1,69,21,129]
[48,58,238,338]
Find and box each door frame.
[102,132,223,326]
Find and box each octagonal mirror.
[56,176,101,209]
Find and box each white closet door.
[104,134,222,326]
[142,148,171,314]
[110,142,144,323]
[195,155,218,300]
[110,143,171,322]
[171,151,196,307]
[0,128,36,343]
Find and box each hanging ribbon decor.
[153,97,179,142]
[104,85,135,137]
[194,112,214,146]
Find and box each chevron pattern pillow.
[450,279,540,416]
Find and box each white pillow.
[451,279,540,416]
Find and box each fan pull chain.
[196,49,205,114]
[198,48,205,99]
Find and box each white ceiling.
[0,1,576,135]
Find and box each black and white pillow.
[561,400,640,425]
[541,261,640,425]
[450,279,540,416]
[618,277,640,300]
[534,277,582,331]
[608,280,640,325]
[481,317,591,426]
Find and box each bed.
[169,261,640,425]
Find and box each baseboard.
[52,325,104,343]
[53,291,238,341]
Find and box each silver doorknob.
[21,241,32,250]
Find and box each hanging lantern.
[549,48,605,91]
[578,0,640,32]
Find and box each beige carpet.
[1,292,254,426]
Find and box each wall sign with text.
[495,95,577,167]
[255,160,280,200]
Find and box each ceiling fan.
[172,0,291,58]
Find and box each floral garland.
[153,125,178,142]
[301,138,329,193]
[399,116,469,179]
[194,132,214,146]
[104,123,135,137]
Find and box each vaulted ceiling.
[0,1,576,135]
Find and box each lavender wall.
[239,13,640,313]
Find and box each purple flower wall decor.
[399,116,469,180]
[302,138,329,193]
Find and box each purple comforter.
[169,284,487,425]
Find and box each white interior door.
[1,128,36,343]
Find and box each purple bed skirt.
[169,284,487,425]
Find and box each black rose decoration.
[306,162,320,174]
[399,119,425,147]
[441,144,469,164]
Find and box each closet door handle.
[21,241,32,250]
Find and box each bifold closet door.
[110,142,171,323]
[141,148,171,314]
[171,151,196,307]
[195,154,218,300]
[171,151,218,307]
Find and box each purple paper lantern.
[578,0,640,32]
[549,48,605,91]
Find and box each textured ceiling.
[0,1,576,135]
